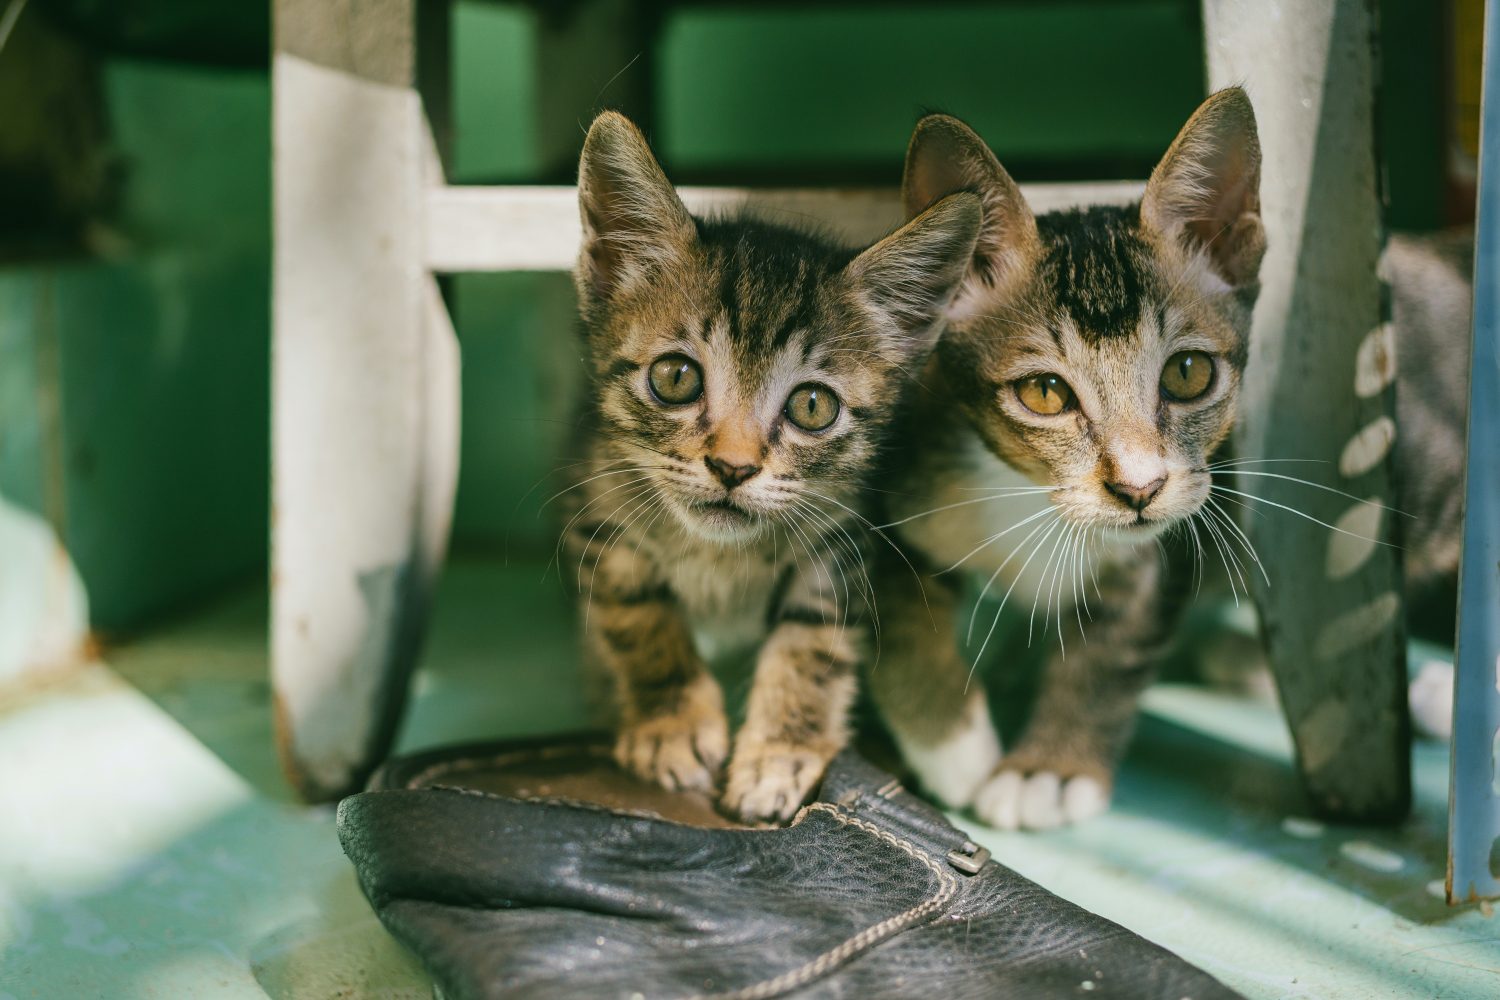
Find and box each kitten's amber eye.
[1015,374,1074,415]
[785,383,841,432]
[647,354,703,405]
[1160,350,1214,401]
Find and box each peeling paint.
[1339,840,1404,873]
[1296,699,1349,773]
[1353,322,1397,397]
[1312,592,1400,661]
[1324,501,1383,580]
[1281,816,1324,838]
[1337,416,1396,478]
[1492,728,1500,797]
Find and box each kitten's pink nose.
[1106,477,1165,512]
[706,455,761,489]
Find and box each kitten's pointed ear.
[1141,87,1264,288]
[577,111,696,301]
[902,114,1039,317]
[845,192,982,358]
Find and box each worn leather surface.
[339,738,1242,1000]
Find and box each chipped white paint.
[1427,879,1448,899]
[1353,322,1398,397]
[896,691,1002,808]
[1281,816,1325,838]
[1339,840,1404,873]
[1312,592,1401,662]
[1338,416,1396,478]
[1491,727,1500,796]
[1296,698,1349,774]
[1324,501,1383,580]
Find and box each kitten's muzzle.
[1105,477,1165,513]
[705,455,761,490]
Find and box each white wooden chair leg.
[271,0,458,800]
[1205,0,1409,820]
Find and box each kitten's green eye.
[647,354,703,405]
[1015,374,1074,415]
[785,383,841,432]
[1160,350,1214,401]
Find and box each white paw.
[973,770,1110,831]
[896,694,1002,808]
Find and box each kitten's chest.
[662,541,784,660]
[895,436,1062,601]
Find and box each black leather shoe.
[338,737,1242,1000]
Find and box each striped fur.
[562,112,980,822]
[876,90,1267,827]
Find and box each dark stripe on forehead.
[717,259,741,337]
[1035,204,1157,340]
[696,215,854,359]
[770,259,818,351]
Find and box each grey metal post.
[1203,0,1410,820]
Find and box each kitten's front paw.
[972,759,1111,831]
[614,701,729,793]
[722,743,831,823]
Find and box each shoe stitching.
[686,802,958,1000]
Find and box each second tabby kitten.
[562,112,980,821]
[876,92,1472,829]
[872,89,1267,829]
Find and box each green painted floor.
[0,558,1494,999]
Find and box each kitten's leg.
[723,558,863,822]
[973,553,1181,830]
[866,562,1002,809]
[585,572,729,793]
[722,617,862,822]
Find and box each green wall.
[0,61,270,632]
[658,2,1204,181]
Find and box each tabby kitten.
[871,89,1267,829]
[562,112,981,821]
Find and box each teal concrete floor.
[0,558,1494,999]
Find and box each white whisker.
[1206,496,1271,588]
[1216,469,1412,518]
[970,513,1064,673]
[965,511,1058,643]
[879,490,1053,528]
[1211,485,1402,549]
[941,505,1056,575]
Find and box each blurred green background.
[0,0,1457,633]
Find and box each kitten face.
[586,229,913,542]
[576,113,980,543]
[903,90,1264,540]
